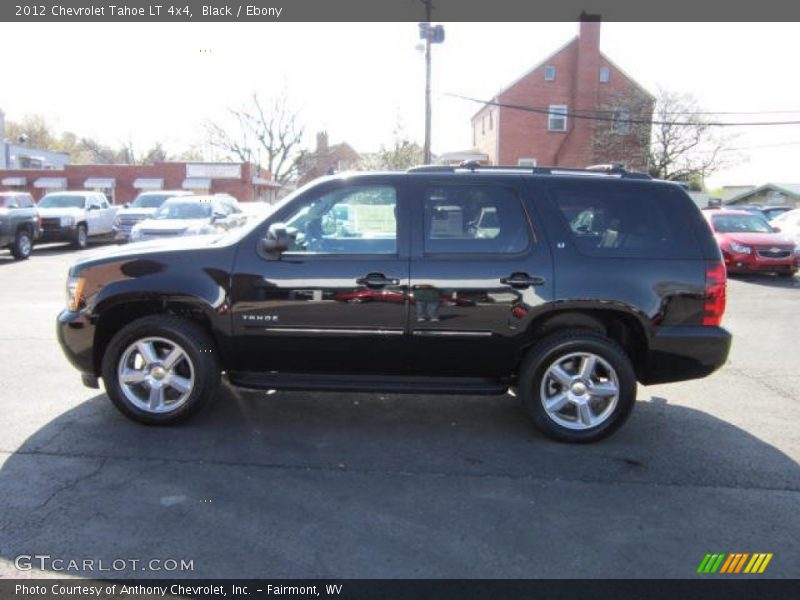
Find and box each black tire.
[72,224,88,249]
[10,229,33,260]
[517,329,637,443]
[101,315,221,425]
[777,271,796,278]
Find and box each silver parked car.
[128,196,246,242]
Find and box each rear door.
[230,177,412,374]
[405,177,554,377]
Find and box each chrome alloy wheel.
[18,233,32,256]
[539,351,620,430]
[117,337,195,414]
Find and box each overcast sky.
[2,22,799,188]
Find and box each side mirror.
[262,222,289,254]
[123,202,130,209]
[772,225,781,233]
[88,205,99,211]
[211,211,226,222]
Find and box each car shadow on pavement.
[32,241,119,256]
[1,387,798,578]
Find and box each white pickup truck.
[37,191,118,249]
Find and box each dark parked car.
[0,192,40,260]
[57,166,731,442]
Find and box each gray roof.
[725,183,800,205]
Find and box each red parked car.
[703,209,798,276]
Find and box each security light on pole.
[419,12,445,165]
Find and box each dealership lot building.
[0,161,282,204]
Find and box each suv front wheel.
[101,315,221,425]
[518,330,637,443]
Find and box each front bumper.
[639,326,732,385]
[57,309,97,380]
[40,225,78,243]
[723,251,799,273]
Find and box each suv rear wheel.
[518,330,637,443]
[101,315,220,425]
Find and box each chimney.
[578,12,601,54]
[574,13,602,117]
[316,131,329,153]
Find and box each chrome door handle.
[500,273,545,288]
[356,273,400,288]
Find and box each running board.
[227,372,509,395]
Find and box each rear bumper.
[639,326,732,385]
[57,309,97,380]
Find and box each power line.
[448,93,800,127]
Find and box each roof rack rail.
[407,162,651,179]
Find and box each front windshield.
[153,202,211,220]
[712,214,774,234]
[132,194,171,209]
[38,195,85,209]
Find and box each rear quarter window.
[547,181,702,259]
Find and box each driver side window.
[283,185,397,255]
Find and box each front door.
[406,179,553,377]
[230,179,411,374]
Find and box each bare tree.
[647,89,739,186]
[589,92,653,172]
[206,92,307,185]
[592,88,740,187]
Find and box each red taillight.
[703,261,727,326]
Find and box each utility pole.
[419,4,444,165]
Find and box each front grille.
[41,217,61,229]
[756,247,792,259]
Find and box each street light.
[419,15,445,165]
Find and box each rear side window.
[424,185,531,254]
[549,181,701,259]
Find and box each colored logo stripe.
[697,553,773,574]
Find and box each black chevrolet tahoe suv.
[57,165,731,442]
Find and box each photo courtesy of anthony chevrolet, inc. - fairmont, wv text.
[0,1,798,599]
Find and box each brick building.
[472,15,654,170]
[297,132,360,186]
[0,161,282,204]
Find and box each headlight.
[129,227,143,241]
[794,244,800,256]
[113,216,121,227]
[60,216,76,227]
[729,242,752,254]
[66,276,86,311]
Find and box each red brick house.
[297,132,360,185]
[472,15,654,170]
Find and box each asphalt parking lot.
[0,242,798,579]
